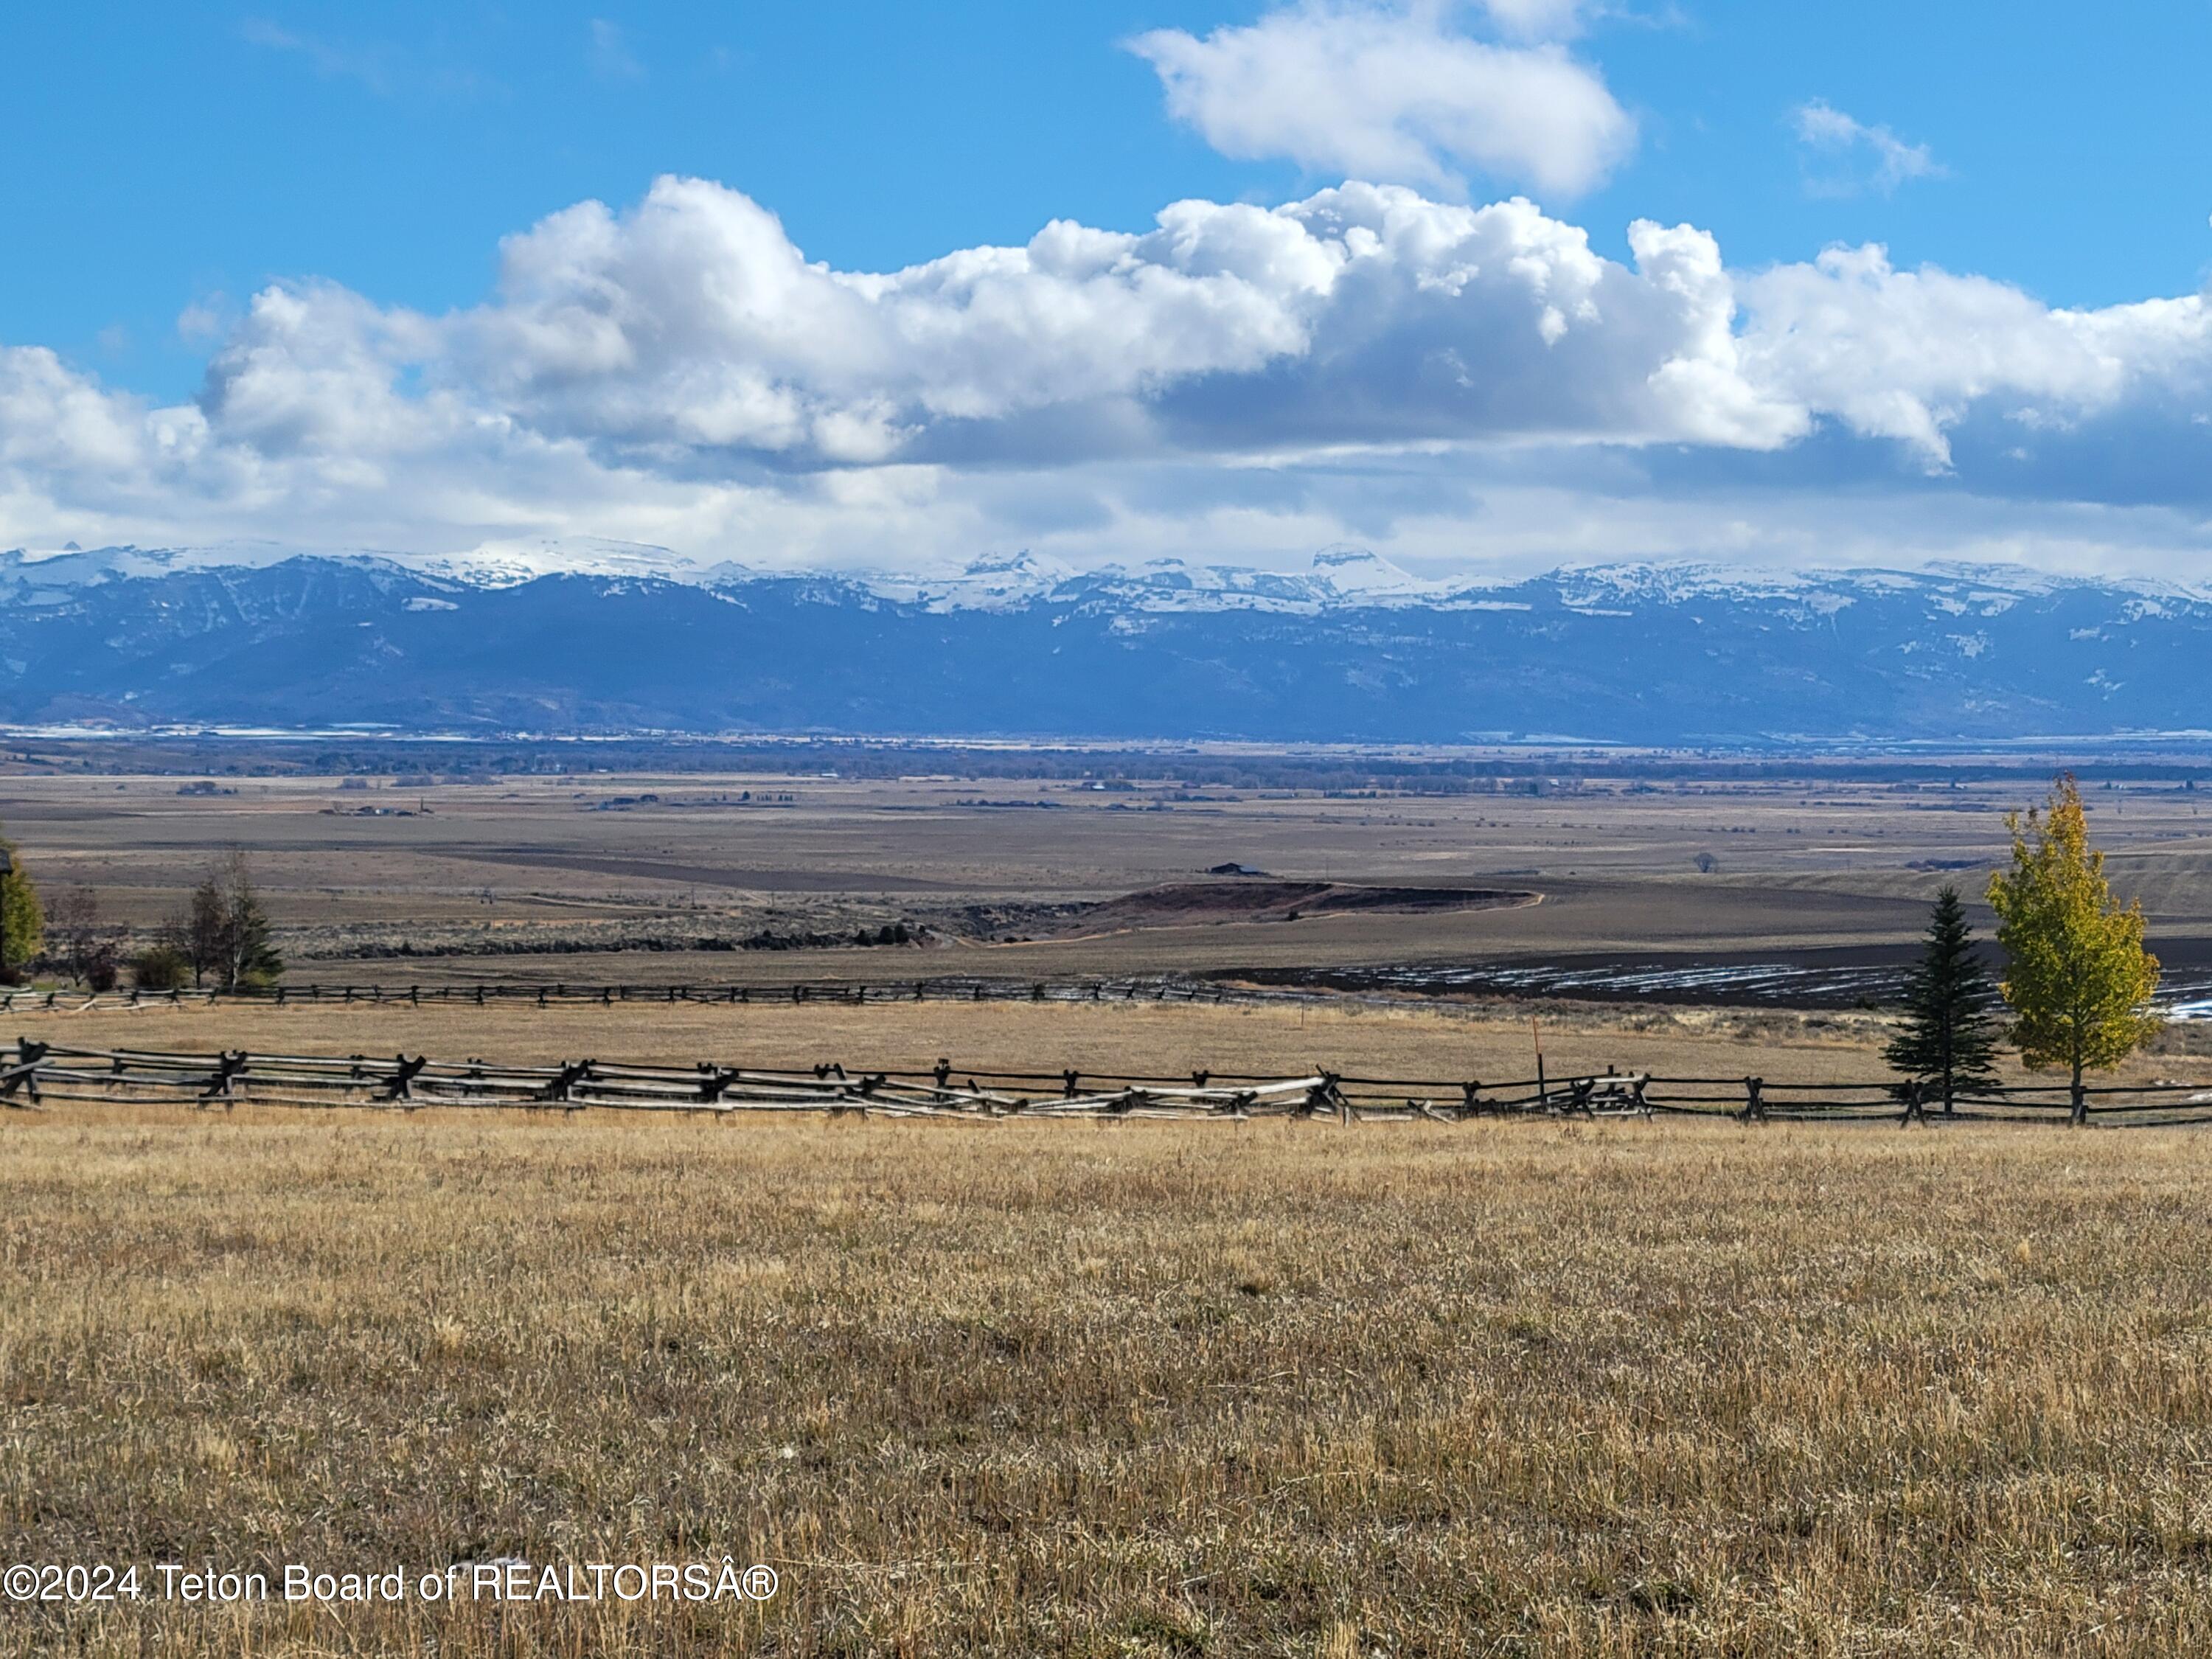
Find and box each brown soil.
[1060,880,1538,935]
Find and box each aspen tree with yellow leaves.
[1987,775,2162,1124]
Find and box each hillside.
[0,544,2202,742]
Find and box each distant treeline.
[8,735,2212,790]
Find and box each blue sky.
[4,1,2211,577]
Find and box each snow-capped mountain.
[1,540,2208,742]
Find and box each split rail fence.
[4,1039,2209,1127]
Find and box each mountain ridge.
[9,538,2197,612]
[1,543,2206,743]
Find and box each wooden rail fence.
[4,1040,2210,1126]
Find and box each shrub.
[131,945,192,992]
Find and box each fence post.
[1,1039,47,1106]
[1740,1076,1766,1124]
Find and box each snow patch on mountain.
[10,539,2212,631]
[412,537,734,589]
[860,551,1084,612]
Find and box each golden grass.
[15,993,2206,1095]
[7,1080,2212,1655]
[0,995,2001,1089]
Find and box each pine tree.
[1988,774,2163,1124]
[1884,885,2000,1113]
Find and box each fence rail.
[4,1039,2208,1127]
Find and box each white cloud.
[1477,0,1599,40]
[588,18,644,82]
[1737,243,2212,468]
[5,175,2212,579]
[1793,100,1944,196]
[240,19,395,94]
[176,297,229,346]
[444,176,1800,470]
[1127,2,1635,197]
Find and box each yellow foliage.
[0,836,41,972]
[1987,775,2160,1085]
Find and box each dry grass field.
[7,757,2212,1655]
[12,991,2212,1095]
[7,1089,2212,1656]
[1,995,1913,1087]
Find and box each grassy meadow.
[4,749,2211,1659]
[7,1045,2212,1655]
[1,993,1924,1087]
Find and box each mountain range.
[1,540,2205,744]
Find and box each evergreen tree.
[1988,774,2163,1124]
[1884,885,2001,1113]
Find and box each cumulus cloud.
[1793,100,1944,196]
[447,176,1801,470]
[1127,1,1635,197]
[4,174,2212,577]
[1738,244,2212,469]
